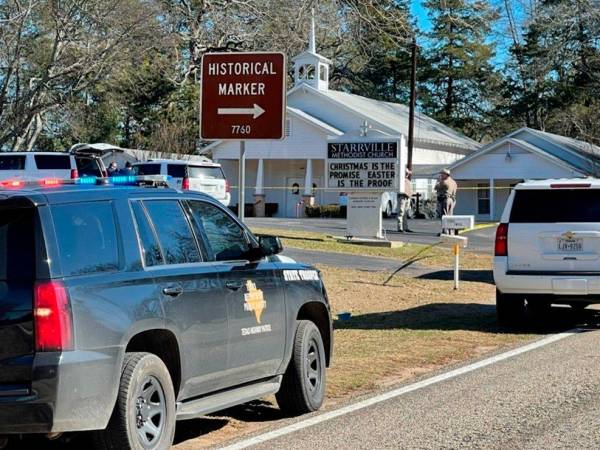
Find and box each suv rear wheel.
[276,320,326,415]
[496,290,526,327]
[94,352,176,450]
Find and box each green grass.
[252,226,493,269]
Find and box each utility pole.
[407,36,418,172]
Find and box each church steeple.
[292,9,332,91]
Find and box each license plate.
[201,185,216,192]
[557,238,583,252]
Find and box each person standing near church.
[397,167,413,233]
[435,168,457,234]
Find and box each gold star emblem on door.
[243,280,266,324]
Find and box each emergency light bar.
[0,175,172,189]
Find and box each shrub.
[305,204,346,218]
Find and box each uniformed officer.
[397,167,413,233]
[435,168,457,234]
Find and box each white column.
[255,158,264,195]
[489,178,495,221]
[304,159,313,196]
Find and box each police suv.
[0,175,332,449]
[494,179,600,324]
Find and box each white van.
[0,152,79,181]
[132,159,230,206]
[494,178,600,325]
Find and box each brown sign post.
[200,52,286,221]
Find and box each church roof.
[450,127,600,176]
[318,88,480,153]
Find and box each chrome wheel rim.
[305,337,322,394]
[135,375,166,449]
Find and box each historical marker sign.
[326,140,400,191]
[200,52,286,140]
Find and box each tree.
[421,0,500,139]
[495,0,600,145]
[0,0,161,150]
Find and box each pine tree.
[421,0,500,138]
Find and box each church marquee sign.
[326,140,400,191]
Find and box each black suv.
[0,177,332,449]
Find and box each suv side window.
[34,154,71,170]
[131,202,164,267]
[143,200,201,265]
[188,201,250,261]
[52,201,119,276]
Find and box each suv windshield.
[510,189,600,223]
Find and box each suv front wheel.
[496,290,526,327]
[94,352,176,450]
[276,320,326,415]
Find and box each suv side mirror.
[258,235,283,256]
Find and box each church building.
[202,18,480,217]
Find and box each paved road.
[248,218,496,253]
[224,324,600,449]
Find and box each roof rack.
[0,175,172,190]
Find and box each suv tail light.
[34,281,73,352]
[225,180,230,193]
[495,223,509,257]
[182,177,190,190]
[102,169,108,178]
[70,169,79,179]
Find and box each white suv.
[0,152,79,181]
[494,178,600,324]
[132,159,230,206]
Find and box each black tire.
[526,299,551,319]
[571,302,589,311]
[496,290,526,327]
[94,352,176,450]
[276,320,326,415]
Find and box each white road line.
[220,330,579,450]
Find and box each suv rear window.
[134,164,161,176]
[52,202,119,276]
[188,166,224,179]
[167,165,186,178]
[510,189,600,223]
[0,155,25,171]
[0,208,35,281]
[34,154,71,170]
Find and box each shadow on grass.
[174,399,285,446]
[416,269,494,284]
[334,302,600,335]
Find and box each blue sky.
[409,0,520,66]
[410,0,433,34]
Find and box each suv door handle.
[162,286,183,297]
[225,280,244,291]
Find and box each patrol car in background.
[494,179,600,325]
[0,175,331,449]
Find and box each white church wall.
[211,113,329,161]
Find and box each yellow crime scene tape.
[228,185,517,191]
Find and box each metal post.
[238,141,246,221]
[407,36,418,171]
[453,244,460,290]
